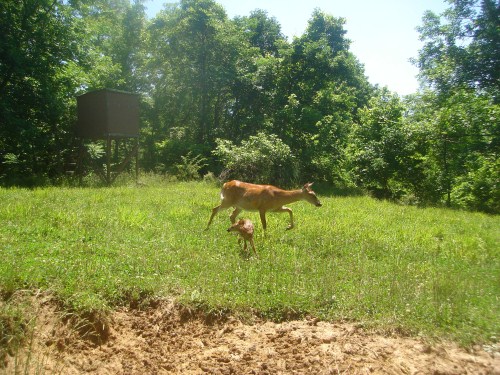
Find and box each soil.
[3,295,499,375]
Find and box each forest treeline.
[0,0,498,213]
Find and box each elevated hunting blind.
[76,89,140,184]
[76,89,139,139]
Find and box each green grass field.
[1,179,499,346]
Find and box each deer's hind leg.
[274,206,294,230]
[259,210,268,230]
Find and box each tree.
[114,0,149,93]
[425,89,498,208]
[0,0,82,184]
[272,9,371,185]
[228,10,288,141]
[0,0,150,185]
[412,0,499,211]
[233,9,287,57]
[70,0,148,92]
[350,88,409,198]
[148,0,242,148]
[416,0,499,101]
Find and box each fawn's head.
[227,219,246,232]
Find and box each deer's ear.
[303,182,314,191]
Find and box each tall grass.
[0,179,498,345]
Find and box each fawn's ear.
[238,219,245,225]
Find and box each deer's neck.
[278,189,304,205]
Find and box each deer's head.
[302,183,322,207]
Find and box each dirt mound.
[4,297,499,374]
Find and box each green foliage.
[154,131,212,176]
[0,0,81,182]
[0,183,498,345]
[233,9,287,57]
[173,152,208,181]
[270,10,371,186]
[148,0,242,144]
[0,0,497,214]
[451,155,500,213]
[86,142,106,161]
[416,0,499,100]
[402,88,499,211]
[213,132,299,186]
[403,0,499,211]
[350,88,409,198]
[0,0,148,186]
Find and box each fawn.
[227,219,258,257]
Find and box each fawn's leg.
[249,238,258,257]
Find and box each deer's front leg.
[206,204,221,230]
[230,207,242,223]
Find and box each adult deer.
[206,180,322,230]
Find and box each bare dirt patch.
[3,296,499,375]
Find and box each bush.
[213,132,299,187]
[172,152,207,181]
[451,156,499,214]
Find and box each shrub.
[213,132,299,187]
[451,156,499,214]
[173,152,207,181]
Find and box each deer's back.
[222,180,283,210]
